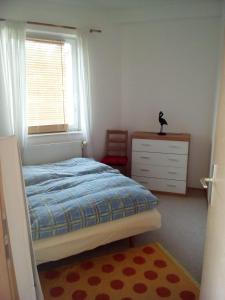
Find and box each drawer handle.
[168,145,180,149]
[142,144,152,147]
[168,158,178,162]
[140,156,150,159]
[168,171,177,174]
[140,169,149,172]
[167,184,177,188]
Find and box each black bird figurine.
[158,111,168,135]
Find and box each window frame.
[25,29,81,136]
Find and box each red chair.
[101,130,128,175]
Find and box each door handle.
[200,177,213,189]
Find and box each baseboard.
[187,187,204,191]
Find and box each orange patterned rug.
[39,243,199,300]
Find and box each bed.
[23,156,161,265]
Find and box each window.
[25,36,79,134]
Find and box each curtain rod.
[0,19,102,33]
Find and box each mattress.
[33,208,161,264]
[23,158,158,241]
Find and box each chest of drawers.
[131,132,190,195]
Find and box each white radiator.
[23,140,83,165]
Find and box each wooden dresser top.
[132,131,190,142]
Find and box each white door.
[200,35,225,299]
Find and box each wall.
[121,17,221,187]
[88,27,122,160]
[0,0,122,160]
[209,0,225,182]
[0,0,223,187]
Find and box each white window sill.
[28,130,82,138]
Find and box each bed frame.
[33,209,161,265]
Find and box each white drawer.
[132,163,186,180]
[132,151,187,168]
[132,139,188,155]
[133,176,186,194]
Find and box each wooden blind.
[26,38,69,133]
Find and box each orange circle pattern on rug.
[156,287,171,297]
[133,283,148,294]
[66,272,80,283]
[39,243,199,300]
[113,253,126,261]
[45,270,60,280]
[144,270,158,280]
[133,256,146,264]
[88,276,101,286]
[180,290,196,300]
[166,273,180,283]
[154,259,167,268]
[122,267,136,276]
[102,264,114,273]
[72,290,87,300]
[50,286,64,297]
[95,293,110,300]
[142,246,155,254]
[81,260,94,270]
[110,279,124,290]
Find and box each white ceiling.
[47,0,150,9]
[48,0,222,10]
[71,0,151,9]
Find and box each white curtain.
[76,32,93,157]
[0,21,27,147]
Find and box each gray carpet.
[135,189,208,282]
[39,189,207,283]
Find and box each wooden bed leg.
[129,236,135,248]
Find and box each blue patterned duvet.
[23,158,158,241]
